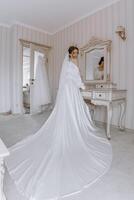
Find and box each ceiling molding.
[0,23,10,28]
[52,0,120,35]
[0,0,120,35]
[12,21,53,35]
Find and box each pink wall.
[52,0,134,130]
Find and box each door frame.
[20,41,49,114]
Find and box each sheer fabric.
[31,53,51,114]
[5,52,112,200]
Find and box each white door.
[22,45,31,113]
[22,43,48,114]
[30,44,48,114]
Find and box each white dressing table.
[81,83,126,139]
[79,37,127,139]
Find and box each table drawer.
[93,92,106,100]
[81,91,92,98]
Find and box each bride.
[5,46,112,200]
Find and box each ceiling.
[0,0,119,34]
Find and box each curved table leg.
[106,103,112,140]
[118,101,126,131]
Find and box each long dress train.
[5,53,112,200]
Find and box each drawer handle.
[99,94,102,97]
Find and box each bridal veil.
[5,52,112,200]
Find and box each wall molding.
[0,0,120,35]
[0,23,10,28]
[52,0,121,34]
[12,21,52,35]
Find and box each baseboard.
[0,112,134,134]
[95,120,134,134]
[0,111,12,115]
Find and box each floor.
[0,111,134,200]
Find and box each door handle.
[30,78,35,85]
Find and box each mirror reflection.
[85,48,105,81]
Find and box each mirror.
[85,48,105,81]
[80,37,112,84]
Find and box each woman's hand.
[80,82,86,90]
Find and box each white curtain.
[0,47,11,113]
[31,52,51,114]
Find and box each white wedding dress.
[31,54,51,114]
[5,53,112,200]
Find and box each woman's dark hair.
[68,46,79,58]
[98,57,104,65]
